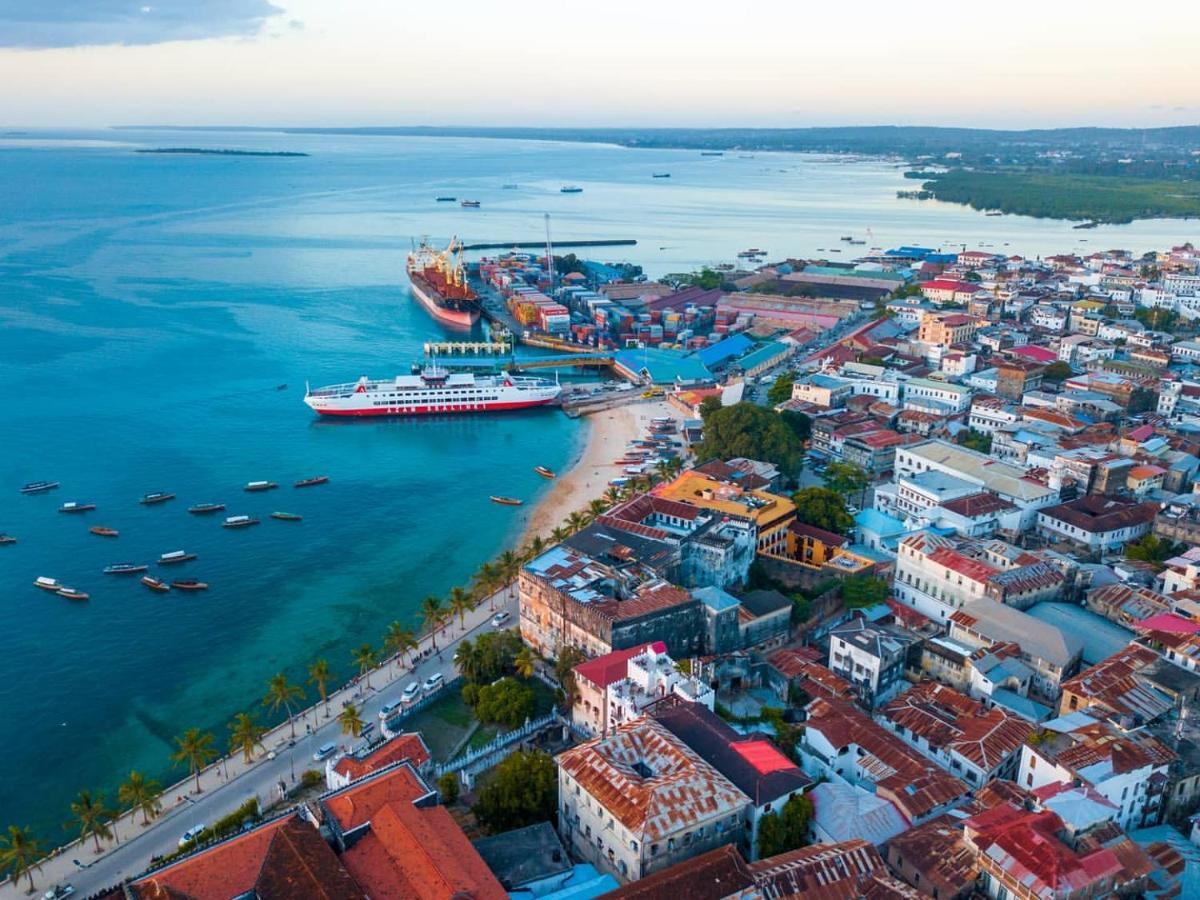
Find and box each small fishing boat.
[489,496,523,506]
[652,173,670,178]
[294,475,329,488]
[560,185,583,193]
[271,511,302,521]
[502,184,519,189]
[244,481,278,492]
[276,383,288,391]
[222,515,260,528]
[188,503,226,514]
[839,236,853,241]
[34,576,62,591]
[460,199,480,208]
[140,491,175,505]
[89,526,119,537]
[20,481,59,494]
[158,550,197,565]
[534,466,556,479]
[0,534,15,545]
[104,563,148,575]
[59,501,96,514]
[57,587,89,601]
[172,580,209,591]
[436,196,456,202]
[141,575,170,593]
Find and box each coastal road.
[5,589,519,900]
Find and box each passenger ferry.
[222,515,260,528]
[59,501,96,513]
[303,364,561,417]
[159,550,197,565]
[140,491,175,505]
[20,481,59,494]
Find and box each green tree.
[472,750,558,833]
[550,524,571,544]
[171,728,217,794]
[779,409,811,443]
[767,372,795,405]
[118,770,162,826]
[791,487,854,535]
[0,825,43,893]
[473,630,525,683]
[421,595,444,651]
[683,267,722,290]
[455,638,481,682]
[438,771,460,805]
[449,586,474,632]
[1125,534,1184,568]
[308,658,334,718]
[698,395,723,419]
[496,549,521,593]
[824,461,869,504]
[474,677,536,728]
[514,646,537,679]
[554,646,586,709]
[474,560,500,610]
[696,402,803,473]
[383,622,418,668]
[957,427,993,454]
[351,643,379,687]
[228,712,266,764]
[262,672,305,738]
[841,575,890,609]
[339,703,365,738]
[756,794,814,858]
[1043,360,1074,382]
[67,789,114,853]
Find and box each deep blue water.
[0,128,1195,836]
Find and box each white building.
[1036,495,1157,554]
[902,377,972,414]
[605,643,714,735]
[827,618,918,708]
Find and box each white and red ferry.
[303,365,561,417]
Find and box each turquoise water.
[0,129,1195,836]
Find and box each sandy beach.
[520,399,678,544]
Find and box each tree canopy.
[473,750,558,833]
[756,793,814,858]
[841,575,890,609]
[823,461,869,499]
[957,428,993,454]
[473,677,536,729]
[1124,534,1185,568]
[791,487,854,535]
[696,402,803,473]
[767,372,795,405]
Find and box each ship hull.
[408,273,479,328]
[309,396,558,417]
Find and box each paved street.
[4,587,518,900]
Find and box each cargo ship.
[304,364,561,417]
[406,237,480,328]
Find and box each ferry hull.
[408,274,479,328]
[310,397,558,417]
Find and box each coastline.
[520,400,675,544]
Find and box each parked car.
[378,698,403,720]
[402,681,421,702]
[312,742,337,761]
[423,672,445,693]
[42,886,75,900]
[178,825,205,848]
[491,610,511,627]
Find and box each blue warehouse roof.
[697,333,755,368]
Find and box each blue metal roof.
[692,585,741,612]
[613,347,712,385]
[737,341,789,371]
[697,332,754,368]
[855,508,907,537]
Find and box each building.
[878,682,1034,787]
[808,781,908,847]
[885,814,981,900]
[555,716,751,883]
[994,359,1046,402]
[921,279,980,305]
[918,310,981,349]
[791,373,854,409]
[736,588,793,650]
[1016,711,1175,831]
[903,377,972,414]
[1057,641,1200,722]
[652,470,796,556]
[325,732,431,790]
[1036,495,1158,555]
[652,701,812,862]
[828,618,920,708]
[472,822,620,897]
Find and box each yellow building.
[652,470,795,554]
[918,311,980,349]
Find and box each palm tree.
[118,770,162,826]
[603,485,623,506]
[564,511,587,534]
[449,586,473,632]
[172,728,217,794]
[308,658,334,718]
[496,549,521,596]
[262,672,305,738]
[383,621,417,668]
[514,646,537,680]
[0,825,43,893]
[454,638,480,682]
[351,643,378,688]
[473,560,499,608]
[67,789,114,853]
[421,596,443,651]
[523,534,548,561]
[550,525,571,544]
[339,703,365,738]
[228,712,266,764]
[587,498,608,520]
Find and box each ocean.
[0,128,1193,836]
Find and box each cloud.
[0,0,284,49]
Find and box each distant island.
[135,147,309,157]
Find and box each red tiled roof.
[731,740,795,775]
[1008,345,1058,364]
[1134,613,1200,635]
[940,492,1014,517]
[574,642,665,689]
[927,546,1000,584]
[333,733,430,782]
[324,762,433,833]
[789,520,849,547]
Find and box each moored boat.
[489,496,523,506]
[172,580,209,591]
[534,466,556,479]
[141,575,170,593]
[34,576,62,591]
[223,515,260,528]
[57,587,89,601]
[140,491,175,505]
[104,563,148,574]
[652,173,670,178]
[59,501,96,513]
[435,196,456,202]
[460,199,480,208]
[0,534,15,545]
[188,503,226,514]
[158,550,197,565]
[294,475,329,488]
[89,526,119,537]
[20,481,59,494]
[406,236,481,327]
[271,511,302,521]
[244,481,278,492]
[560,185,583,193]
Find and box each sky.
[0,0,1198,130]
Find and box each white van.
[178,824,205,847]
[312,742,337,761]
[422,673,445,693]
[378,699,403,720]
